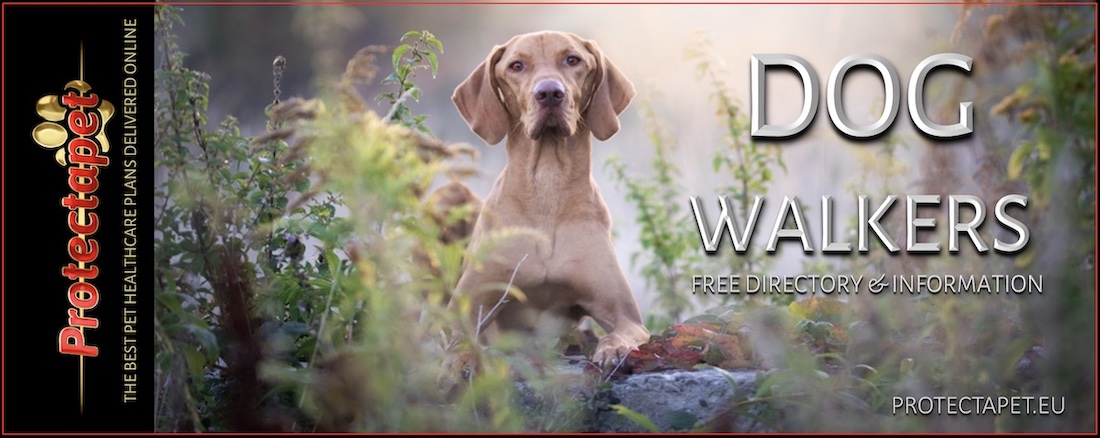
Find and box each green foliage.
[153,5,535,432]
[685,34,788,305]
[605,32,792,325]
[992,9,1095,213]
[379,30,444,134]
[975,5,1095,431]
[603,10,1093,433]
[610,404,661,432]
[606,96,703,326]
[155,3,362,429]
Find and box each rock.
[515,356,764,432]
[596,367,764,432]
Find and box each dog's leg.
[564,240,650,367]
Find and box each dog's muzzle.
[529,79,574,139]
[534,79,565,108]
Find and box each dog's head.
[453,31,635,145]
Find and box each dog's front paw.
[592,334,639,368]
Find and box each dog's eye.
[509,61,524,72]
[565,55,581,66]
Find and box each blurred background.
[176,2,973,313]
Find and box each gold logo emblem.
[33,79,114,166]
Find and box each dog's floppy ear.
[452,44,509,145]
[582,39,635,141]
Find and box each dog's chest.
[492,184,607,232]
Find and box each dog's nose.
[534,80,565,107]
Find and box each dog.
[447,31,650,368]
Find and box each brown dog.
[449,31,649,367]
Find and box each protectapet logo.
[32,77,114,361]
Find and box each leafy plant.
[153,5,529,432]
[605,33,794,323]
[606,95,704,326]
[685,34,789,305]
[379,30,444,134]
[963,4,1095,431]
